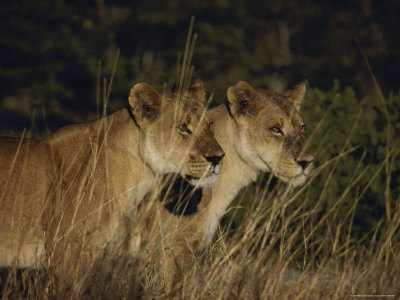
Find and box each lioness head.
[129,81,224,187]
[227,81,313,186]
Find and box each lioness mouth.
[184,174,200,181]
[184,163,220,188]
[184,166,219,182]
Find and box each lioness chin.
[140,80,314,292]
[0,81,224,294]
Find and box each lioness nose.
[205,154,224,166]
[295,158,312,170]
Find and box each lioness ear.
[185,79,206,104]
[284,82,306,111]
[227,81,257,117]
[129,83,161,123]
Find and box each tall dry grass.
[1,157,399,299]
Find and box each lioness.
[0,82,224,290]
[140,80,314,291]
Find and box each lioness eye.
[208,120,215,130]
[270,126,283,135]
[300,124,306,133]
[177,124,192,135]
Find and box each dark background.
[0,0,399,242]
[0,0,399,133]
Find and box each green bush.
[302,82,400,240]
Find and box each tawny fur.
[0,82,224,293]
[139,81,314,292]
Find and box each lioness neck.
[46,109,155,214]
[201,104,259,246]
